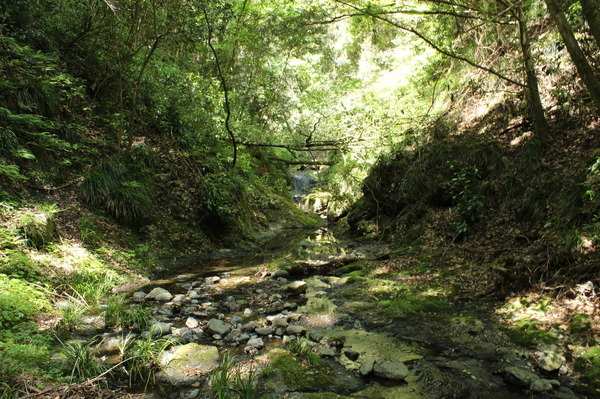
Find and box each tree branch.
[202,6,238,169]
[333,0,525,88]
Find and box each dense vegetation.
[1,0,599,397]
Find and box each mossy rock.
[18,211,56,248]
[335,260,372,275]
[268,258,303,275]
[260,352,363,396]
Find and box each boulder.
[156,292,174,302]
[157,343,219,385]
[246,336,264,350]
[271,270,290,278]
[146,287,172,301]
[255,327,274,336]
[536,351,566,372]
[269,314,289,328]
[286,325,307,336]
[530,379,554,393]
[286,281,308,294]
[359,358,376,376]
[503,366,540,388]
[208,318,230,336]
[372,358,409,381]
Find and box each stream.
[99,223,591,399]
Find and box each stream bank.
[69,225,596,399]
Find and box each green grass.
[61,339,107,382]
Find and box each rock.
[157,343,219,385]
[359,358,376,376]
[177,274,192,282]
[18,211,56,248]
[503,366,540,388]
[174,327,198,344]
[286,281,308,295]
[372,358,409,381]
[231,316,242,324]
[271,270,290,278]
[150,322,174,337]
[268,314,289,328]
[255,327,274,336]
[317,345,337,357]
[286,325,307,336]
[531,379,554,393]
[536,352,566,372]
[96,335,126,356]
[225,296,241,312]
[548,379,561,388]
[208,319,230,336]
[156,292,174,302]
[146,287,172,301]
[133,291,147,302]
[243,308,252,317]
[246,336,264,350]
[185,317,199,329]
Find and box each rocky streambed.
[81,228,592,398]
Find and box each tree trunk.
[545,0,600,111]
[516,4,550,142]
[580,0,600,48]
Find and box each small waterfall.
[290,169,319,202]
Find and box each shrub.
[80,159,154,226]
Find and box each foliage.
[61,339,106,382]
[102,295,151,331]
[123,334,173,388]
[0,273,51,329]
[80,159,154,226]
[348,133,502,235]
[209,354,260,399]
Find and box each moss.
[335,260,373,274]
[377,292,451,319]
[504,320,558,347]
[570,314,592,334]
[261,353,334,393]
[576,346,600,389]
[268,258,303,275]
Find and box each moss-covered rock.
[260,350,363,396]
[18,210,56,248]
